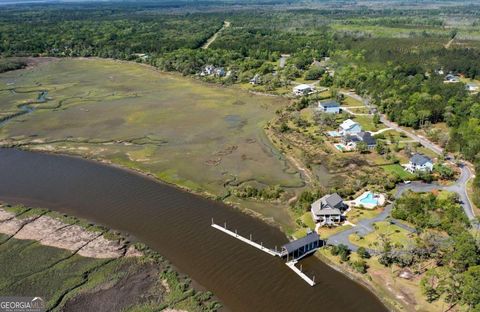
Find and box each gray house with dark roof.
[311,193,347,225]
[405,153,434,173]
[342,131,376,150]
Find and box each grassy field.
[0,58,305,226]
[346,207,383,224]
[352,115,385,132]
[382,164,415,180]
[349,221,414,251]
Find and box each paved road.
[340,90,444,155]
[379,116,443,155]
[326,92,478,251]
[341,90,475,219]
[327,159,476,252]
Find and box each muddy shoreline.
[0,58,388,311]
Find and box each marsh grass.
[0,59,305,224]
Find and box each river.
[0,148,387,312]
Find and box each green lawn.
[352,115,385,132]
[342,96,363,107]
[382,164,414,180]
[346,207,383,224]
[349,221,414,251]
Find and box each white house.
[293,84,314,96]
[466,82,479,93]
[339,119,362,136]
[444,74,460,83]
[200,65,215,76]
[405,153,434,173]
[318,100,341,114]
[311,193,347,226]
[250,74,261,85]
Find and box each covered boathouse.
[281,231,322,261]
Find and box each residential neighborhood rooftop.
[319,100,340,108]
[339,119,359,130]
[410,153,432,166]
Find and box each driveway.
[327,165,476,252]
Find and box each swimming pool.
[359,192,378,205]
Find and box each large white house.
[311,193,347,226]
[405,153,434,173]
[293,84,314,96]
[466,82,479,93]
[339,119,362,136]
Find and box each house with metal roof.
[311,193,347,226]
[339,119,362,136]
[318,100,341,114]
[405,153,434,173]
[281,230,321,260]
[293,84,314,96]
[466,82,479,93]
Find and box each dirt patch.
[0,209,15,222]
[0,208,135,259]
[0,216,35,235]
[78,235,125,258]
[62,263,163,312]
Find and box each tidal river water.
[0,148,387,312]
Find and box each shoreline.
[4,145,400,312]
[316,252,402,312]
[1,57,400,311]
[0,203,222,311]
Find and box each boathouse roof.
[282,232,320,253]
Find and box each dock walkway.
[286,260,316,286]
[211,223,281,257]
[211,221,319,286]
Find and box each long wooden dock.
[211,220,318,286]
[211,222,281,257]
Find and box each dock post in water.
[210,220,320,286]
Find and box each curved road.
[329,91,477,251]
[327,164,475,252]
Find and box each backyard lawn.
[346,207,383,224]
[382,164,415,180]
[352,115,385,132]
[349,221,414,251]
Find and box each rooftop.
[340,119,359,130]
[410,153,432,166]
[319,100,340,108]
[294,84,312,91]
[357,131,376,145]
[282,231,320,253]
[311,193,344,215]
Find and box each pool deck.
[351,191,385,209]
